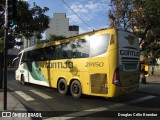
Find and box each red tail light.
[113,67,121,86]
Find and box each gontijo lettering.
[120,50,139,57]
[40,61,73,68]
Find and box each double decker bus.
[14,29,140,98]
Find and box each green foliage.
[15,1,50,39]
[108,0,160,60]
[0,0,50,50]
[35,34,66,46]
[108,0,133,30]
[48,34,66,41]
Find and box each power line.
[61,0,94,30]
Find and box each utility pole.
[3,0,17,110]
[3,0,9,110]
[0,3,5,89]
[0,52,3,89]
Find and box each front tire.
[57,78,68,95]
[70,80,82,98]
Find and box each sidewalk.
[138,75,160,96]
[0,89,32,119]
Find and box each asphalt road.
[7,70,160,120]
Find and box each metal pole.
[0,52,3,89]
[3,0,8,110]
[0,4,6,89]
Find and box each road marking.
[139,84,155,89]
[7,86,14,91]
[126,95,156,104]
[29,90,52,99]
[15,91,34,101]
[44,95,156,120]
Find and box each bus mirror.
[12,57,19,64]
[12,57,19,67]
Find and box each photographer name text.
[118,112,158,118]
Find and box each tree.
[108,0,160,60]
[35,34,66,45]
[108,0,133,30]
[0,1,50,49]
[133,0,160,60]
[15,1,50,39]
[48,34,66,41]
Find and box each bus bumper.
[108,84,139,97]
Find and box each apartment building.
[46,13,79,39]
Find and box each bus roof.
[19,28,117,53]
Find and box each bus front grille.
[90,73,108,94]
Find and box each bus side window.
[31,49,43,61]
[62,42,72,59]
[37,49,46,61]
[44,46,56,60]
[26,51,33,62]
[56,45,63,59]
[71,44,77,58]
[70,39,89,58]
[31,50,37,61]
[90,34,110,57]
[77,39,89,58]
[60,44,67,59]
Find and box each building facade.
[45,13,79,39]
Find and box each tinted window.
[30,50,41,61]
[22,49,45,62]
[21,34,109,61]
[56,45,63,59]
[35,49,43,61]
[69,39,90,58]
[62,42,72,59]
[44,46,56,60]
[89,34,110,57]
[22,52,30,62]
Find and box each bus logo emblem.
[126,35,135,45]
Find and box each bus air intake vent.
[90,73,108,94]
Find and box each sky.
[27,0,111,38]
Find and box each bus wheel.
[21,75,25,85]
[70,80,82,98]
[58,78,68,95]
